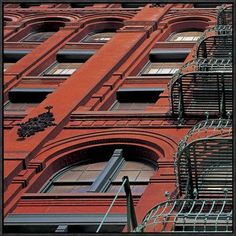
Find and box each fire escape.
[169,5,232,125]
[133,5,232,233]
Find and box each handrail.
[96,176,137,233]
[175,117,232,156]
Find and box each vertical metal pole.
[122,176,138,232]
[220,73,226,118]
[185,149,194,199]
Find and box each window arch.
[41,148,156,194]
[21,21,65,42]
[168,30,203,42]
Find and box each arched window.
[81,32,115,43]
[42,149,156,194]
[168,30,203,42]
[21,21,64,42]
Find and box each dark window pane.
[23,32,55,42]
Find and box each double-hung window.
[140,48,190,76]
[110,88,164,111]
[4,88,53,114]
[44,49,96,76]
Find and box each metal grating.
[174,118,232,199]
[134,198,232,232]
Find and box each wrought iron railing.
[195,25,232,59]
[134,198,232,232]
[169,70,232,123]
[174,118,232,199]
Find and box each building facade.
[3,2,232,233]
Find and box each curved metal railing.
[174,118,232,199]
[134,198,232,232]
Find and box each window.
[4,102,38,113]
[169,31,203,42]
[141,62,182,75]
[82,32,115,43]
[42,149,156,194]
[110,88,164,111]
[4,88,53,113]
[4,50,31,71]
[43,49,95,76]
[22,32,55,42]
[44,62,82,76]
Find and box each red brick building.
[3,3,232,233]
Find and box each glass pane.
[169,31,202,42]
[4,102,38,112]
[114,170,140,181]
[55,170,83,182]
[107,185,125,193]
[122,161,155,171]
[111,102,152,111]
[24,32,55,42]
[79,170,101,181]
[86,162,107,170]
[49,185,90,193]
[45,62,82,75]
[131,185,147,193]
[70,185,90,193]
[48,185,76,193]
[136,171,154,181]
[83,32,115,43]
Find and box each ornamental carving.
[17,106,55,138]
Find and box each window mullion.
[88,149,125,192]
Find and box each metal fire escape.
[169,5,232,124]
[134,117,232,232]
[134,5,232,233]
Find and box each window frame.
[40,149,157,194]
[21,31,56,42]
[43,62,83,76]
[140,61,183,76]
